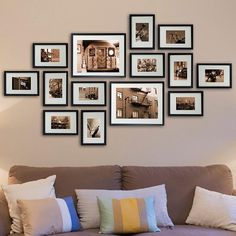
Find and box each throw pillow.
[98,197,160,234]
[186,186,236,231]
[75,184,173,229]
[1,175,56,233]
[17,197,81,236]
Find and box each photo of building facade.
[116,87,158,119]
[41,49,60,62]
[79,87,98,100]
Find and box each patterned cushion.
[97,197,160,234]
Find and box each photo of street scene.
[166,30,185,44]
[176,97,195,110]
[51,116,70,129]
[79,87,98,100]
[174,61,187,80]
[87,118,101,138]
[12,77,31,90]
[205,69,224,82]
[136,23,149,42]
[137,58,157,72]
[49,79,62,98]
[41,49,60,62]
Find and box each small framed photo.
[71,33,126,77]
[197,63,232,88]
[129,14,155,49]
[130,53,165,78]
[168,53,193,88]
[158,24,193,50]
[4,71,39,96]
[43,71,68,106]
[81,110,106,145]
[110,82,164,125]
[71,82,106,106]
[33,43,68,68]
[43,110,78,135]
[168,91,203,116]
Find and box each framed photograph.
[168,53,193,88]
[158,24,193,50]
[43,110,78,135]
[129,14,155,49]
[81,110,106,145]
[43,71,68,106]
[71,82,106,106]
[130,53,165,78]
[33,43,68,68]
[110,82,164,125]
[197,63,232,88]
[4,71,39,96]
[71,33,126,77]
[168,91,203,116]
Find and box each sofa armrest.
[233,189,236,196]
[0,189,11,236]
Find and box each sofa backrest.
[122,165,233,224]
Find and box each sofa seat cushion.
[10,226,236,236]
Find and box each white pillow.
[186,186,236,231]
[75,184,173,229]
[1,175,56,234]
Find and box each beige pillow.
[1,175,56,234]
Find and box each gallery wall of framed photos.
[3,13,232,146]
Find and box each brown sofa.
[0,165,236,236]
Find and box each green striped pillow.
[97,197,160,234]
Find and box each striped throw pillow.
[17,197,81,236]
[97,197,160,234]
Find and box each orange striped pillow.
[97,197,160,234]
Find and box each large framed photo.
[110,82,164,125]
[4,71,39,96]
[43,110,78,135]
[129,14,155,49]
[197,63,232,88]
[168,91,203,116]
[158,24,193,50]
[71,81,106,106]
[33,43,68,68]
[81,110,106,145]
[130,53,165,78]
[71,33,126,77]
[43,71,68,106]
[168,53,193,88]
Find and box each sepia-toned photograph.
[79,87,98,100]
[87,118,101,138]
[51,116,70,129]
[49,79,62,98]
[197,64,232,88]
[136,23,149,42]
[4,71,39,96]
[176,97,195,110]
[166,31,185,44]
[41,49,60,62]
[174,61,187,80]
[137,58,157,72]
[72,34,126,77]
[12,77,31,90]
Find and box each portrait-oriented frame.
[43,71,68,106]
[168,53,193,88]
[130,53,165,78]
[168,91,203,116]
[129,14,155,50]
[110,82,164,125]
[81,110,107,145]
[4,71,39,96]
[33,43,68,68]
[197,63,232,88]
[43,110,78,135]
[71,33,126,77]
[71,81,106,106]
[158,24,193,50]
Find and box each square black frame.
[81,110,107,145]
[33,43,68,68]
[129,14,155,50]
[43,71,68,106]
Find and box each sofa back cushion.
[122,165,233,224]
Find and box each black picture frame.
[110,81,164,125]
[81,110,107,145]
[129,14,155,50]
[158,24,193,50]
[4,71,39,96]
[43,71,68,106]
[71,33,126,77]
[168,53,193,88]
[197,63,232,88]
[33,43,68,68]
[43,110,78,135]
[168,91,204,116]
[130,53,165,78]
[71,81,107,106]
